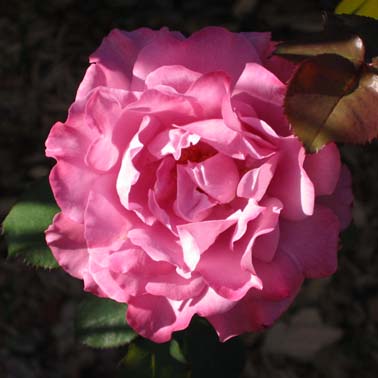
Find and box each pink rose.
[45,27,353,342]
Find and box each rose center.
[177,142,217,164]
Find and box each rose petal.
[240,32,271,60]
[174,164,217,222]
[279,205,341,278]
[85,135,119,172]
[237,156,278,201]
[126,295,192,343]
[234,63,286,106]
[90,30,133,88]
[208,289,299,342]
[231,199,263,243]
[49,161,97,223]
[253,248,304,300]
[145,65,201,93]
[117,115,161,222]
[236,197,282,268]
[304,143,341,196]
[84,191,132,250]
[128,222,184,268]
[45,213,88,279]
[268,137,315,220]
[148,128,200,160]
[317,165,353,230]
[89,246,173,302]
[127,287,237,343]
[127,88,200,125]
[177,217,237,271]
[186,71,230,118]
[133,27,261,86]
[146,273,206,300]
[182,119,259,159]
[196,230,263,300]
[186,153,239,203]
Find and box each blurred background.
[1,0,378,377]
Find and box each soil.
[1,0,378,377]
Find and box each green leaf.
[336,0,378,19]
[2,177,60,268]
[75,294,137,349]
[122,339,189,378]
[284,54,378,152]
[169,339,187,364]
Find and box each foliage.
[336,0,378,19]
[2,177,60,268]
[76,294,137,349]
[275,13,378,152]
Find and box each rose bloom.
[45,27,352,342]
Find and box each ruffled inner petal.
[128,222,184,268]
[186,153,239,204]
[148,128,200,160]
[174,164,217,222]
[268,137,315,220]
[177,217,237,271]
[196,230,263,300]
[145,64,201,93]
[186,71,230,118]
[237,155,278,201]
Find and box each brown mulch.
[1,1,378,377]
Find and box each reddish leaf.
[275,34,365,67]
[285,54,378,152]
[275,13,378,64]
[325,13,378,61]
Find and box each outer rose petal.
[45,213,88,279]
[87,28,165,92]
[127,287,237,343]
[304,143,341,196]
[253,248,304,300]
[234,63,286,106]
[84,191,133,250]
[317,165,353,230]
[241,32,271,59]
[126,295,190,343]
[208,289,299,342]
[279,205,341,278]
[133,27,261,86]
[49,161,97,224]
